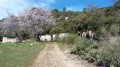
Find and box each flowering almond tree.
[2,14,24,42]
[19,7,55,41]
[2,6,55,42]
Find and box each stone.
[65,50,70,53]
[2,37,17,43]
[58,33,68,39]
[45,35,52,41]
[30,44,34,46]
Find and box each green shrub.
[83,41,100,63]
[50,27,66,34]
[58,34,78,44]
[70,37,94,55]
[70,37,87,55]
[66,34,120,67]
[72,36,120,66]
[57,36,66,43]
[85,49,99,63]
[70,46,78,54]
[74,37,93,46]
[98,37,120,67]
[65,34,78,44]
[70,37,101,64]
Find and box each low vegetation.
[0,41,45,67]
[59,33,120,67]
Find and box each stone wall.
[39,33,68,42]
[2,37,17,43]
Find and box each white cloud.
[67,6,84,11]
[0,0,56,19]
[0,0,29,19]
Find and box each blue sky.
[0,0,113,19]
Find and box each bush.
[72,36,120,67]
[50,27,66,34]
[99,24,119,41]
[70,38,89,55]
[65,34,78,44]
[62,34,120,67]
[81,42,100,63]
[58,34,78,44]
[85,49,99,63]
[109,24,119,36]
[98,37,120,67]
[57,35,66,43]
[70,37,94,55]
[70,37,101,63]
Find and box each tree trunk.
[18,34,23,43]
[50,34,53,42]
[39,35,41,42]
[16,33,23,43]
[35,34,40,41]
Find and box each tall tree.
[53,9,59,12]
[63,7,67,12]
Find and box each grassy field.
[0,41,45,67]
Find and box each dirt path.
[30,43,96,67]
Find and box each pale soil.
[30,43,96,67]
